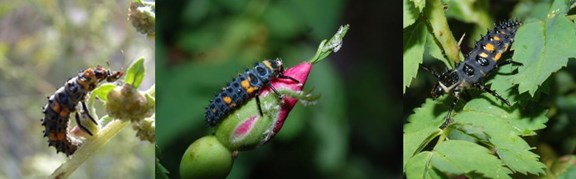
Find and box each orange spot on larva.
[223,96,232,104]
[479,52,489,58]
[50,101,61,113]
[494,53,502,61]
[49,132,57,140]
[484,43,495,51]
[241,80,250,89]
[493,36,500,41]
[57,132,65,140]
[59,108,69,117]
[246,87,258,95]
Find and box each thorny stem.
[424,0,461,67]
[49,118,130,179]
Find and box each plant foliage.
[403,0,576,178]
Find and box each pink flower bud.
[261,62,312,139]
[214,62,314,151]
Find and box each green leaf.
[90,84,116,103]
[87,83,117,120]
[404,20,427,94]
[454,96,548,175]
[411,0,425,11]
[405,152,443,179]
[403,98,446,169]
[425,29,451,68]
[155,145,170,179]
[510,1,576,96]
[403,0,420,28]
[403,127,441,171]
[406,140,512,179]
[125,57,146,88]
[432,140,512,178]
[404,98,447,133]
[445,0,490,25]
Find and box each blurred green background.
[0,0,155,178]
[157,0,402,178]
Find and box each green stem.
[424,0,461,67]
[435,126,450,147]
[49,119,130,179]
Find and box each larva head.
[263,58,284,76]
[430,83,444,99]
[93,65,124,82]
[106,71,124,82]
[432,70,461,99]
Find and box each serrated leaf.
[405,152,444,179]
[404,0,420,28]
[411,0,425,11]
[404,98,448,132]
[511,4,576,96]
[125,57,146,88]
[404,21,427,93]
[432,140,512,178]
[449,123,490,142]
[403,127,441,171]
[403,98,446,169]
[485,65,521,106]
[454,96,548,175]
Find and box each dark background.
[156,0,402,178]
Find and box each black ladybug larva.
[205,58,299,126]
[423,19,522,124]
[41,66,123,156]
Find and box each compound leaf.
[454,96,548,175]
[403,98,446,170]
[404,20,428,94]
[432,140,512,178]
[510,0,576,96]
[404,0,421,28]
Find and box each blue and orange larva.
[205,59,299,126]
[423,19,521,122]
[41,66,123,156]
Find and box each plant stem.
[424,0,461,67]
[49,119,130,179]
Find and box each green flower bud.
[180,136,233,179]
[106,84,154,122]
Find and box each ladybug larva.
[423,19,522,124]
[41,66,123,156]
[205,58,299,126]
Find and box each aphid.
[41,66,123,156]
[423,19,522,124]
[205,59,299,126]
